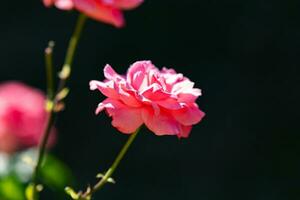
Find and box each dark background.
[0,0,299,199]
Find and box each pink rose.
[0,82,55,153]
[43,0,143,27]
[90,61,205,138]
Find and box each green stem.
[65,14,86,67]
[45,41,55,99]
[31,103,55,187]
[59,13,87,81]
[31,13,87,199]
[81,128,140,199]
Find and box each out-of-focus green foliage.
[0,176,25,200]
[0,149,74,200]
[40,154,74,192]
[25,184,37,200]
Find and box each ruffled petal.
[161,67,176,74]
[117,84,142,107]
[172,104,205,126]
[177,88,202,103]
[43,0,55,7]
[0,128,19,153]
[55,0,74,10]
[165,74,184,85]
[89,80,119,99]
[178,125,192,138]
[96,99,143,133]
[114,0,143,10]
[43,0,74,10]
[73,0,125,27]
[156,98,185,110]
[127,61,158,90]
[140,83,170,101]
[103,64,120,80]
[127,61,148,89]
[142,108,180,136]
[172,79,195,95]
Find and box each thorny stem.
[80,128,140,199]
[31,13,87,199]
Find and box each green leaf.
[39,155,74,192]
[25,184,43,200]
[25,184,36,200]
[0,176,25,200]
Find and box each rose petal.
[0,128,19,153]
[43,0,55,7]
[156,98,185,110]
[172,79,195,95]
[140,83,171,101]
[142,108,180,136]
[55,0,74,10]
[117,84,142,107]
[172,104,205,126]
[177,88,202,103]
[97,99,143,133]
[127,61,158,90]
[178,125,192,138]
[73,0,125,27]
[161,68,184,91]
[114,0,144,10]
[89,80,119,99]
[161,67,176,74]
[127,61,148,89]
[103,64,122,80]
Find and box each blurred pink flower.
[90,61,205,138]
[43,0,143,27]
[0,82,55,154]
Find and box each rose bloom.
[43,0,143,27]
[0,82,55,154]
[90,61,205,138]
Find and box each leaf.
[0,175,25,200]
[25,184,36,200]
[39,155,74,192]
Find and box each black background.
[0,0,299,199]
